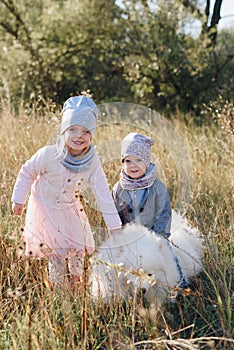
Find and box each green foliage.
[0,0,132,104]
[0,0,233,115]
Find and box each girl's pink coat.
[12,145,121,257]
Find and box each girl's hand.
[110,227,123,235]
[12,203,24,216]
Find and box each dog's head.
[124,267,170,307]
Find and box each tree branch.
[0,21,18,38]
[205,0,210,19]
[0,0,33,50]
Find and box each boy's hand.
[12,203,24,216]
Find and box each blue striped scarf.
[56,137,95,173]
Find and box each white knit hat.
[121,133,154,168]
[61,95,98,135]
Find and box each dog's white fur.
[90,210,203,306]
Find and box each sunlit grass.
[0,100,233,349]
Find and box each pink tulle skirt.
[23,195,95,259]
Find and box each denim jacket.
[112,178,172,238]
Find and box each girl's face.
[64,125,92,156]
[123,155,147,179]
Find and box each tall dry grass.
[0,99,233,349]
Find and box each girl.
[112,132,188,288]
[12,95,122,285]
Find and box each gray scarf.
[56,137,95,173]
[120,163,157,190]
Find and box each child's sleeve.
[11,147,45,204]
[111,183,119,208]
[153,181,172,238]
[89,157,122,229]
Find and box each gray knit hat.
[121,133,154,168]
[61,95,98,135]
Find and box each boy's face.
[64,125,92,156]
[123,155,147,179]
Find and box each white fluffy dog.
[90,210,203,306]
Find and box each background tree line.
[0,0,233,118]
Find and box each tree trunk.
[210,0,223,27]
[208,0,223,45]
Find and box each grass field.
[0,99,233,349]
